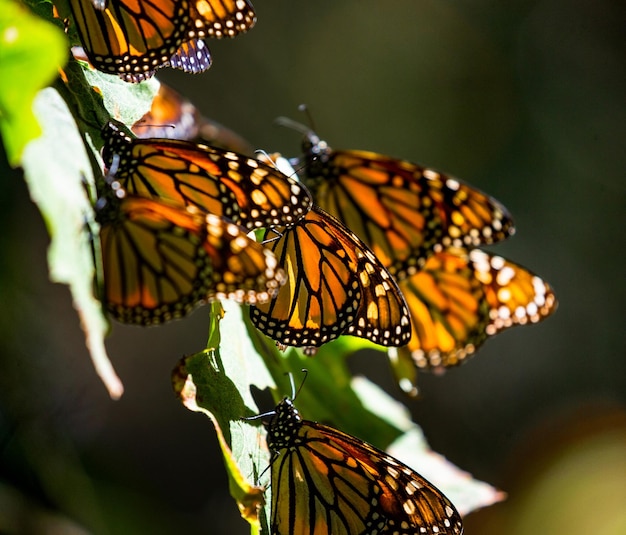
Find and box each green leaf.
[81,67,160,127]
[0,0,67,166]
[173,301,275,531]
[50,59,159,152]
[20,88,123,398]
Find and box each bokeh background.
[1,0,625,533]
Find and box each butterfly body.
[266,397,463,535]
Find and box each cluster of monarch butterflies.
[57,0,558,372]
[60,0,257,82]
[246,120,557,378]
[34,0,558,529]
[95,111,556,533]
[266,120,558,392]
[87,73,556,534]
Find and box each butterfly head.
[274,113,332,176]
[102,119,132,142]
[301,129,332,177]
[101,119,133,170]
[265,397,303,451]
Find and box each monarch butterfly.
[249,205,411,349]
[132,83,255,155]
[95,157,284,324]
[389,248,558,393]
[263,395,463,535]
[102,120,312,230]
[278,119,515,280]
[66,0,255,82]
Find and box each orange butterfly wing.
[69,0,254,81]
[102,121,312,230]
[189,0,256,39]
[131,83,255,154]
[250,206,411,348]
[68,0,192,82]
[301,134,514,278]
[97,195,283,324]
[389,248,558,392]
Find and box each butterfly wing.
[69,0,255,81]
[346,241,412,347]
[250,206,411,348]
[167,38,212,74]
[469,249,557,334]
[302,141,514,279]
[189,0,256,39]
[89,0,107,10]
[267,398,463,535]
[389,248,557,391]
[103,121,312,229]
[102,121,242,222]
[162,142,313,230]
[68,0,191,82]
[97,195,283,324]
[132,84,203,140]
[397,250,491,370]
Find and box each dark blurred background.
[1,0,625,533]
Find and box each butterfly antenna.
[274,103,315,133]
[274,115,311,136]
[134,121,176,130]
[292,369,308,401]
[286,372,297,400]
[297,103,317,132]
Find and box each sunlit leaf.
[81,66,159,127]
[0,0,67,165]
[21,88,122,398]
[173,301,275,531]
